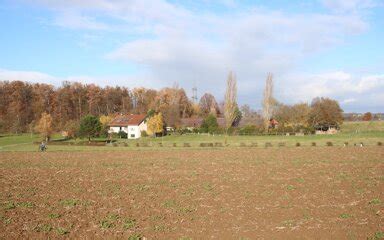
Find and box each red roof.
[109,114,146,126]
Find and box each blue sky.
[0,0,383,112]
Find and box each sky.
[0,0,383,112]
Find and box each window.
[130,134,135,138]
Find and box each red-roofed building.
[108,114,147,139]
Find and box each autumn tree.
[273,103,291,128]
[291,103,311,127]
[154,86,192,127]
[0,80,218,134]
[87,84,104,116]
[274,102,311,129]
[35,112,53,142]
[99,115,113,127]
[262,73,275,131]
[32,83,55,121]
[99,115,113,137]
[147,113,164,136]
[224,71,238,132]
[63,120,79,138]
[70,82,87,120]
[54,82,76,129]
[191,103,201,116]
[79,115,102,142]
[240,104,263,126]
[5,81,34,133]
[199,93,220,116]
[309,97,343,128]
[362,112,373,121]
[132,88,157,114]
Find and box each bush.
[141,131,148,137]
[279,125,294,134]
[239,125,260,135]
[200,114,218,134]
[177,128,193,135]
[117,131,127,138]
[79,115,102,141]
[378,142,383,146]
[311,142,316,146]
[200,142,213,147]
[99,127,109,138]
[326,142,333,146]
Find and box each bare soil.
[1,147,383,239]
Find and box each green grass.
[34,224,53,233]
[341,121,384,134]
[1,121,383,152]
[369,198,381,205]
[48,213,61,219]
[339,213,352,219]
[60,199,80,207]
[0,134,40,146]
[123,218,136,230]
[56,227,69,235]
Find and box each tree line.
[0,80,231,134]
[0,72,345,137]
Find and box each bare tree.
[224,71,237,132]
[262,73,274,131]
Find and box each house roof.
[109,114,146,127]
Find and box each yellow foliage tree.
[147,113,164,136]
[35,112,53,142]
[99,115,113,127]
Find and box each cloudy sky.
[0,0,383,112]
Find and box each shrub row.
[42,140,382,148]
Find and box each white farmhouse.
[108,114,147,139]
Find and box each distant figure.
[360,142,364,147]
[39,141,47,152]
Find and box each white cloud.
[14,0,383,112]
[0,68,165,89]
[0,68,58,84]
[54,11,109,30]
[102,4,368,95]
[280,71,384,111]
[342,98,356,104]
[321,0,377,13]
